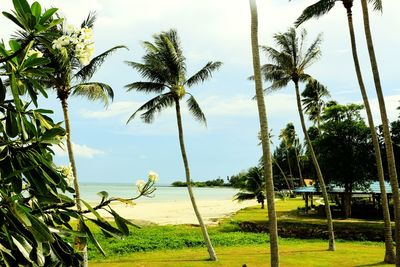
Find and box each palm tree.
[261,27,335,251]
[234,167,266,208]
[295,1,395,262]
[280,123,304,187]
[360,1,399,264]
[45,14,125,266]
[124,29,221,261]
[249,1,279,265]
[301,79,330,129]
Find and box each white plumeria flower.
[65,24,76,35]
[136,179,146,192]
[52,39,63,50]
[148,171,159,182]
[58,164,74,186]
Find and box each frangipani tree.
[41,13,126,265]
[125,29,221,261]
[0,1,139,265]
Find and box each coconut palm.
[360,1,399,263]
[249,1,279,265]
[279,123,304,187]
[295,1,395,262]
[261,27,335,251]
[301,79,330,129]
[44,14,125,266]
[234,167,266,209]
[124,29,221,261]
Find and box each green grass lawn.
[91,241,392,267]
[85,198,393,266]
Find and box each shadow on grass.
[354,262,387,267]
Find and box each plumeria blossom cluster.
[135,170,158,196]
[57,164,75,187]
[52,24,94,66]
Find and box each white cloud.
[53,142,105,158]
[80,101,140,119]
[367,94,400,123]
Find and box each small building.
[293,181,393,213]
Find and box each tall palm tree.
[124,29,221,261]
[234,167,266,209]
[295,1,395,262]
[249,1,279,266]
[360,1,399,264]
[301,79,330,129]
[45,14,125,266]
[280,123,304,187]
[261,27,335,251]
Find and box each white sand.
[96,199,255,225]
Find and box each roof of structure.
[293,181,392,194]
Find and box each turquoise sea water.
[79,183,239,203]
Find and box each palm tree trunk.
[346,7,395,263]
[60,97,88,266]
[294,81,335,251]
[361,1,400,264]
[249,1,279,266]
[174,98,217,261]
[272,156,292,193]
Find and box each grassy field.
[91,241,392,267]
[86,198,393,266]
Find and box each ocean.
[79,183,240,204]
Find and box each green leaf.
[31,2,41,21]
[2,12,24,29]
[13,0,32,17]
[39,8,57,24]
[87,218,123,237]
[81,199,104,222]
[5,109,18,138]
[109,207,140,230]
[97,191,108,199]
[8,40,21,52]
[13,204,31,227]
[26,213,55,242]
[11,235,33,263]
[80,219,105,256]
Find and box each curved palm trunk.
[60,97,88,266]
[360,1,400,264]
[345,7,394,263]
[174,98,217,261]
[294,81,335,251]
[272,156,292,193]
[249,1,279,266]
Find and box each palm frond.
[81,12,96,28]
[71,82,113,107]
[185,61,222,87]
[368,0,382,12]
[140,93,175,123]
[125,81,166,94]
[295,0,336,27]
[186,94,206,126]
[125,61,167,84]
[126,92,174,124]
[75,45,127,81]
[299,33,322,70]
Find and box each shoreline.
[96,199,255,225]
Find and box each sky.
[0,0,399,185]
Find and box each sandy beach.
[97,199,255,225]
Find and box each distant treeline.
[171,178,230,187]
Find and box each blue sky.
[1,0,399,185]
